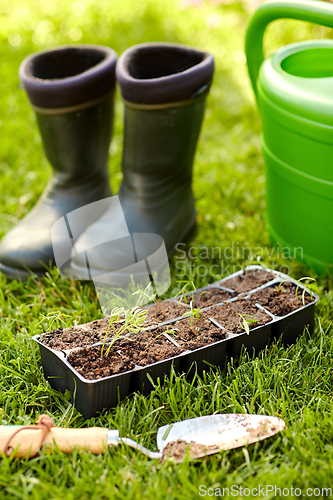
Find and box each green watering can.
[246,0,333,273]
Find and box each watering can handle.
[245,0,333,98]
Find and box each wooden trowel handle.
[0,426,110,458]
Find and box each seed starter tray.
[33,328,229,418]
[33,266,319,418]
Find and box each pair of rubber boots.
[0,43,214,281]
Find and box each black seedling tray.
[33,266,319,418]
[33,318,229,419]
[208,300,274,359]
[244,278,318,346]
[213,264,279,291]
[36,342,71,394]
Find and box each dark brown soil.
[161,439,220,462]
[39,316,126,351]
[220,269,274,293]
[182,288,233,308]
[165,312,228,350]
[250,282,313,317]
[115,331,185,366]
[144,301,189,326]
[209,300,272,334]
[67,331,186,378]
[68,345,135,380]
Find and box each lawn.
[1,0,333,498]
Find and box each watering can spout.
[245,0,333,98]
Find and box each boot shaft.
[35,95,114,187]
[121,95,207,199]
[20,45,117,187]
[116,43,214,205]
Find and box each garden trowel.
[0,413,284,463]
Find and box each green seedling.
[133,282,158,306]
[275,279,289,295]
[101,306,148,357]
[175,280,196,305]
[276,277,319,306]
[237,313,258,335]
[145,325,178,349]
[163,325,178,338]
[36,312,73,332]
[295,277,319,305]
[184,300,201,336]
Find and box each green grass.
[1,0,333,498]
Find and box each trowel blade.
[157,414,285,460]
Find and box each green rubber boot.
[0,45,117,280]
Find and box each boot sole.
[68,216,197,282]
[0,262,45,281]
[0,217,196,283]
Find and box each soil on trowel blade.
[161,439,220,462]
[144,301,189,327]
[250,282,313,317]
[208,300,272,334]
[68,345,135,380]
[220,269,274,293]
[39,316,123,351]
[164,311,228,350]
[182,288,234,308]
